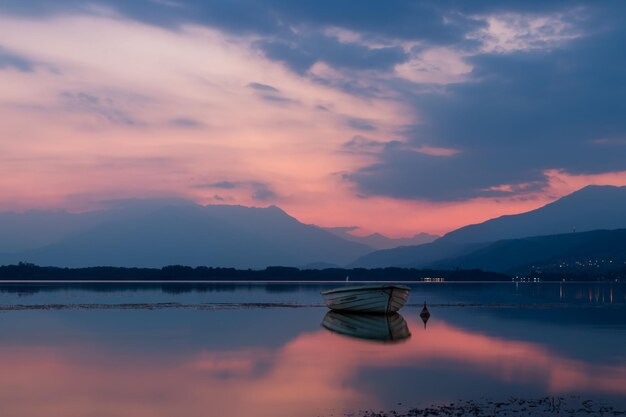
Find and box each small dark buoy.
[419,302,430,328]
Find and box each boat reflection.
[321,311,411,343]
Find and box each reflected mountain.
[321,311,411,343]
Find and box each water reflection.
[0,283,625,416]
[321,312,411,342]
[0,314,625,417]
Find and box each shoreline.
[353,396,626,417]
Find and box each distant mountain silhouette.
[352,185,626,268]
[0,201,371,268]
[431,228,626,273]
[324,227,438,250]
[0,210,104,252]
[350,239,486,268]
[441,185,626,243]
[0,198,195,252]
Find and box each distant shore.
[0,263,621,282]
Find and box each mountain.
[0,198,194,252]
[324,227,439,250]
[352,185,626,268]
[350,239,487,268]
[0,201,371,269]
[0,210,104,253]
[431,228,626,274]
[440,185,626,244]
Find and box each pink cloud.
[0,11,624,239]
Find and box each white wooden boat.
[320,284,410,313]
[322,311,411,342]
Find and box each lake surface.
[0,282,625,417]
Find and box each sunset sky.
[1,0,625,236]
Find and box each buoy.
[419,302,430,328]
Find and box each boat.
[322,311,411,342]
[320,284,410,313]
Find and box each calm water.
[0,282,625,417]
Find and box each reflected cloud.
[0,316,624,416]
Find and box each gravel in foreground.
[351,396,626,417]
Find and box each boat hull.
[320,285,410,313]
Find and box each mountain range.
[1,185,625,271]
[0,201,370,269]
[352,185,626,269]
[323,227,438,250]
[431,228,626,274]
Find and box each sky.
[1,0,625,237]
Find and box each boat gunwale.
[320,284,410,295]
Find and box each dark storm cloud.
[347,4,626,201]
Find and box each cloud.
[346,118,377,132]
[60,91,141,126]
[247,82,279,93]
[204,181,237,189]
[167,117,203,128]
[342,135,388,154]
[1,0,625,235]
[148,0,183,7]
[466,10,583,54]
[258,34,409,74]
[246,81,299,105]
[0,48,34,71]
[259,94,299,106]
[196,181,278,201]
[394,47,473,85]
[414,145,460,157]
[345,146,547,201]
[346,5,626,201]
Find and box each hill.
[431,228,626,274]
